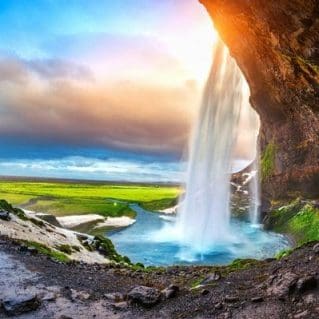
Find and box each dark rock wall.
[200,0,319,200]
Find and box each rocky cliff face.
[200,0,319,202]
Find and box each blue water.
[108,204,290,266]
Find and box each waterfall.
[248,153,261,225]
[176,39,254,253]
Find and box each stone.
[2,294,40,316]
[161,284,179,299]
[251,296,264,303]
[111,301,129,310]
[71,289,91,301]
[41,292,57,302]
[201,289,210,296]
[104,292,124,302]
[200,271,222,285]
[0,210,10,221]
[224,295,239,303]
[267,272,298,297]
[313,243,319,254]
[303,293,315,304]
[296,276,317,293]
[215,302,223,310]
[293,310,309,319]
[127,286,161,307]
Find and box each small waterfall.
[176,39,254,253]
[248,153,261,225]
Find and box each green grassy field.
[0,179,180,218]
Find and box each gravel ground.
[0,236,318,319]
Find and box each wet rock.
[251,296,264,303]
[104,292,124,302]
[2,294,40,316]
[267,272,298,297]
[224,295,239,303]
[127,286,161,307]
[200,271,222,285]
[161,284,179,299]
[296,276,317,293]
[0,210,10,221]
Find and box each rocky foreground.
[0,235,318,319]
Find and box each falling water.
[176,39,255,253]
[248,155,261,225]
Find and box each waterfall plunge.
[176,39,259,253]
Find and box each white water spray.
[176,39,257,253]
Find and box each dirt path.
[0,237,319,318]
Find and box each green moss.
[0,199,30,221]
[29,217,45,227]
[22,240,70,263]
[266,201,319,245]
[140,197,179,212]
[56,244,73,255]
[226,258,261,272]
[275,248,293,260]
[288,204,319,244]
[261,143,277,180]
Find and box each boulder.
[161,284,179,299]
[296,276,317,293]
[200,271,222,285]
[2,294,40,316]
[0,210,10,221]
[127,286,161,307]
[104,292,124,302]
[267,272,298,297]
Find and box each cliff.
[200,0,319,202]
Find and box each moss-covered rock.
[261,143,276,181]
[0,200,28,220]
[264,200,319,245]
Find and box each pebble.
[215,302,223,310]
[251,296,264,302]
[224,295,239,303]
[201,289,210,296]
[293,310,309,318]
[313,243,319,254]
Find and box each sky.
[0,0,258,182]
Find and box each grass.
[22,240,70,263]
[0,180,180,218]
[140,197,179,212]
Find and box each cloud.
[0,156,183,182]
[27,59,94,81]
[0,57,29,84]
[0,54,198,155]
[0,55,94,84]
